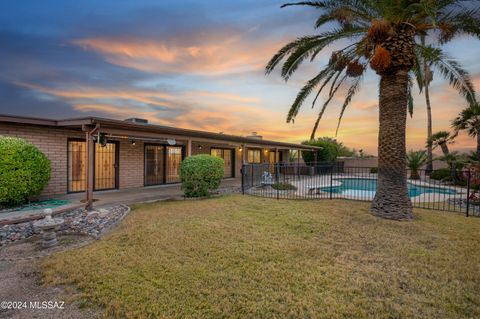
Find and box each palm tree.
[428,130,460,182]
[416,35,434,174]
[406,150,428,180]
[452,104,480,159]
[266,1,478,220]
[428,131,453,156]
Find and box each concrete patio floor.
[0,178,241,223]
[61,178,242,207]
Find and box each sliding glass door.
[211,148,234,178]
[144,144,184,185]
[145,145,165,186]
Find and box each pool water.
[323,178,456,198]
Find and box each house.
[0,114,319,208]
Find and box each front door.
[67,139,119,192]
[94,142,118,190]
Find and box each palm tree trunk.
[477,133,480,160]
[371,70,413,220]
[425,81,433,174]
[440,143,449,156]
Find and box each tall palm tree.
[452,103,480,159]
[266,1,479,220]
[416,35,434,175]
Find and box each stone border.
[0,205,131,261]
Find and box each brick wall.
[0,123,296,197]
[118,140,144,189]
[0,123,83,198]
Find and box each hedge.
[0,136,51,207]
[180,155,224,197]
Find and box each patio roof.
[0,113,321,151]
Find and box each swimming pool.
[322,178,456,198]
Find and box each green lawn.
[43,195,480,318]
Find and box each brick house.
[0,114,318,207]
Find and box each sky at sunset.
[1,0,479,155]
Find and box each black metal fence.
[241,162,480,217]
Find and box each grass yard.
[42,195,480,318]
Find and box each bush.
[180,155,224,197]
[0,136,51,207]
[429,168,451,181]
[301,138,338,164]
[370,167,378,174]
[271,182,297,191]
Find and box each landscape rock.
[0,205,130,246]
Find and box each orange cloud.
[72,34,282,75]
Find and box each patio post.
[297,149,300,177]
[242,144,246,164]
[187,139,192,157]
[275,147,279,199]
[83,124,100,211]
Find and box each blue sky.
[0,0,479,154]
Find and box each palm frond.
[286,66,336,123]
[310,73,348,139]
[280,27,364,80]
[407,76,414,118]
[335,74,364,135]
[265,35,322,75]
[418,45,477,105]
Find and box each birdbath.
[33,209,65,248]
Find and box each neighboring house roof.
[0,114,321,151]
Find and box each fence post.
[241,165,245,195]
[329,162,333,200]
[251,164,254,189]
[276,163,280,200]
[466,169,471,217]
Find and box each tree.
[428,131,461,182]
[406,150,428,180]
[428,131,453,156]
[301,137,339,163]
[266,1,479,220]
[416,35,434,174]
[452,103,480,159]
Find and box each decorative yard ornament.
[33,209,64,248]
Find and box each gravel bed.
[0,205,130,246]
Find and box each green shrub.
[370,167,378,174]
[301,138,339,164]
[0,136,51,207]
[180,155,224,197]
[271,182,297,191]
[429,168,451,181]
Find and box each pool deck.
[246,174,465,203]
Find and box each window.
[247,149,261,163]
